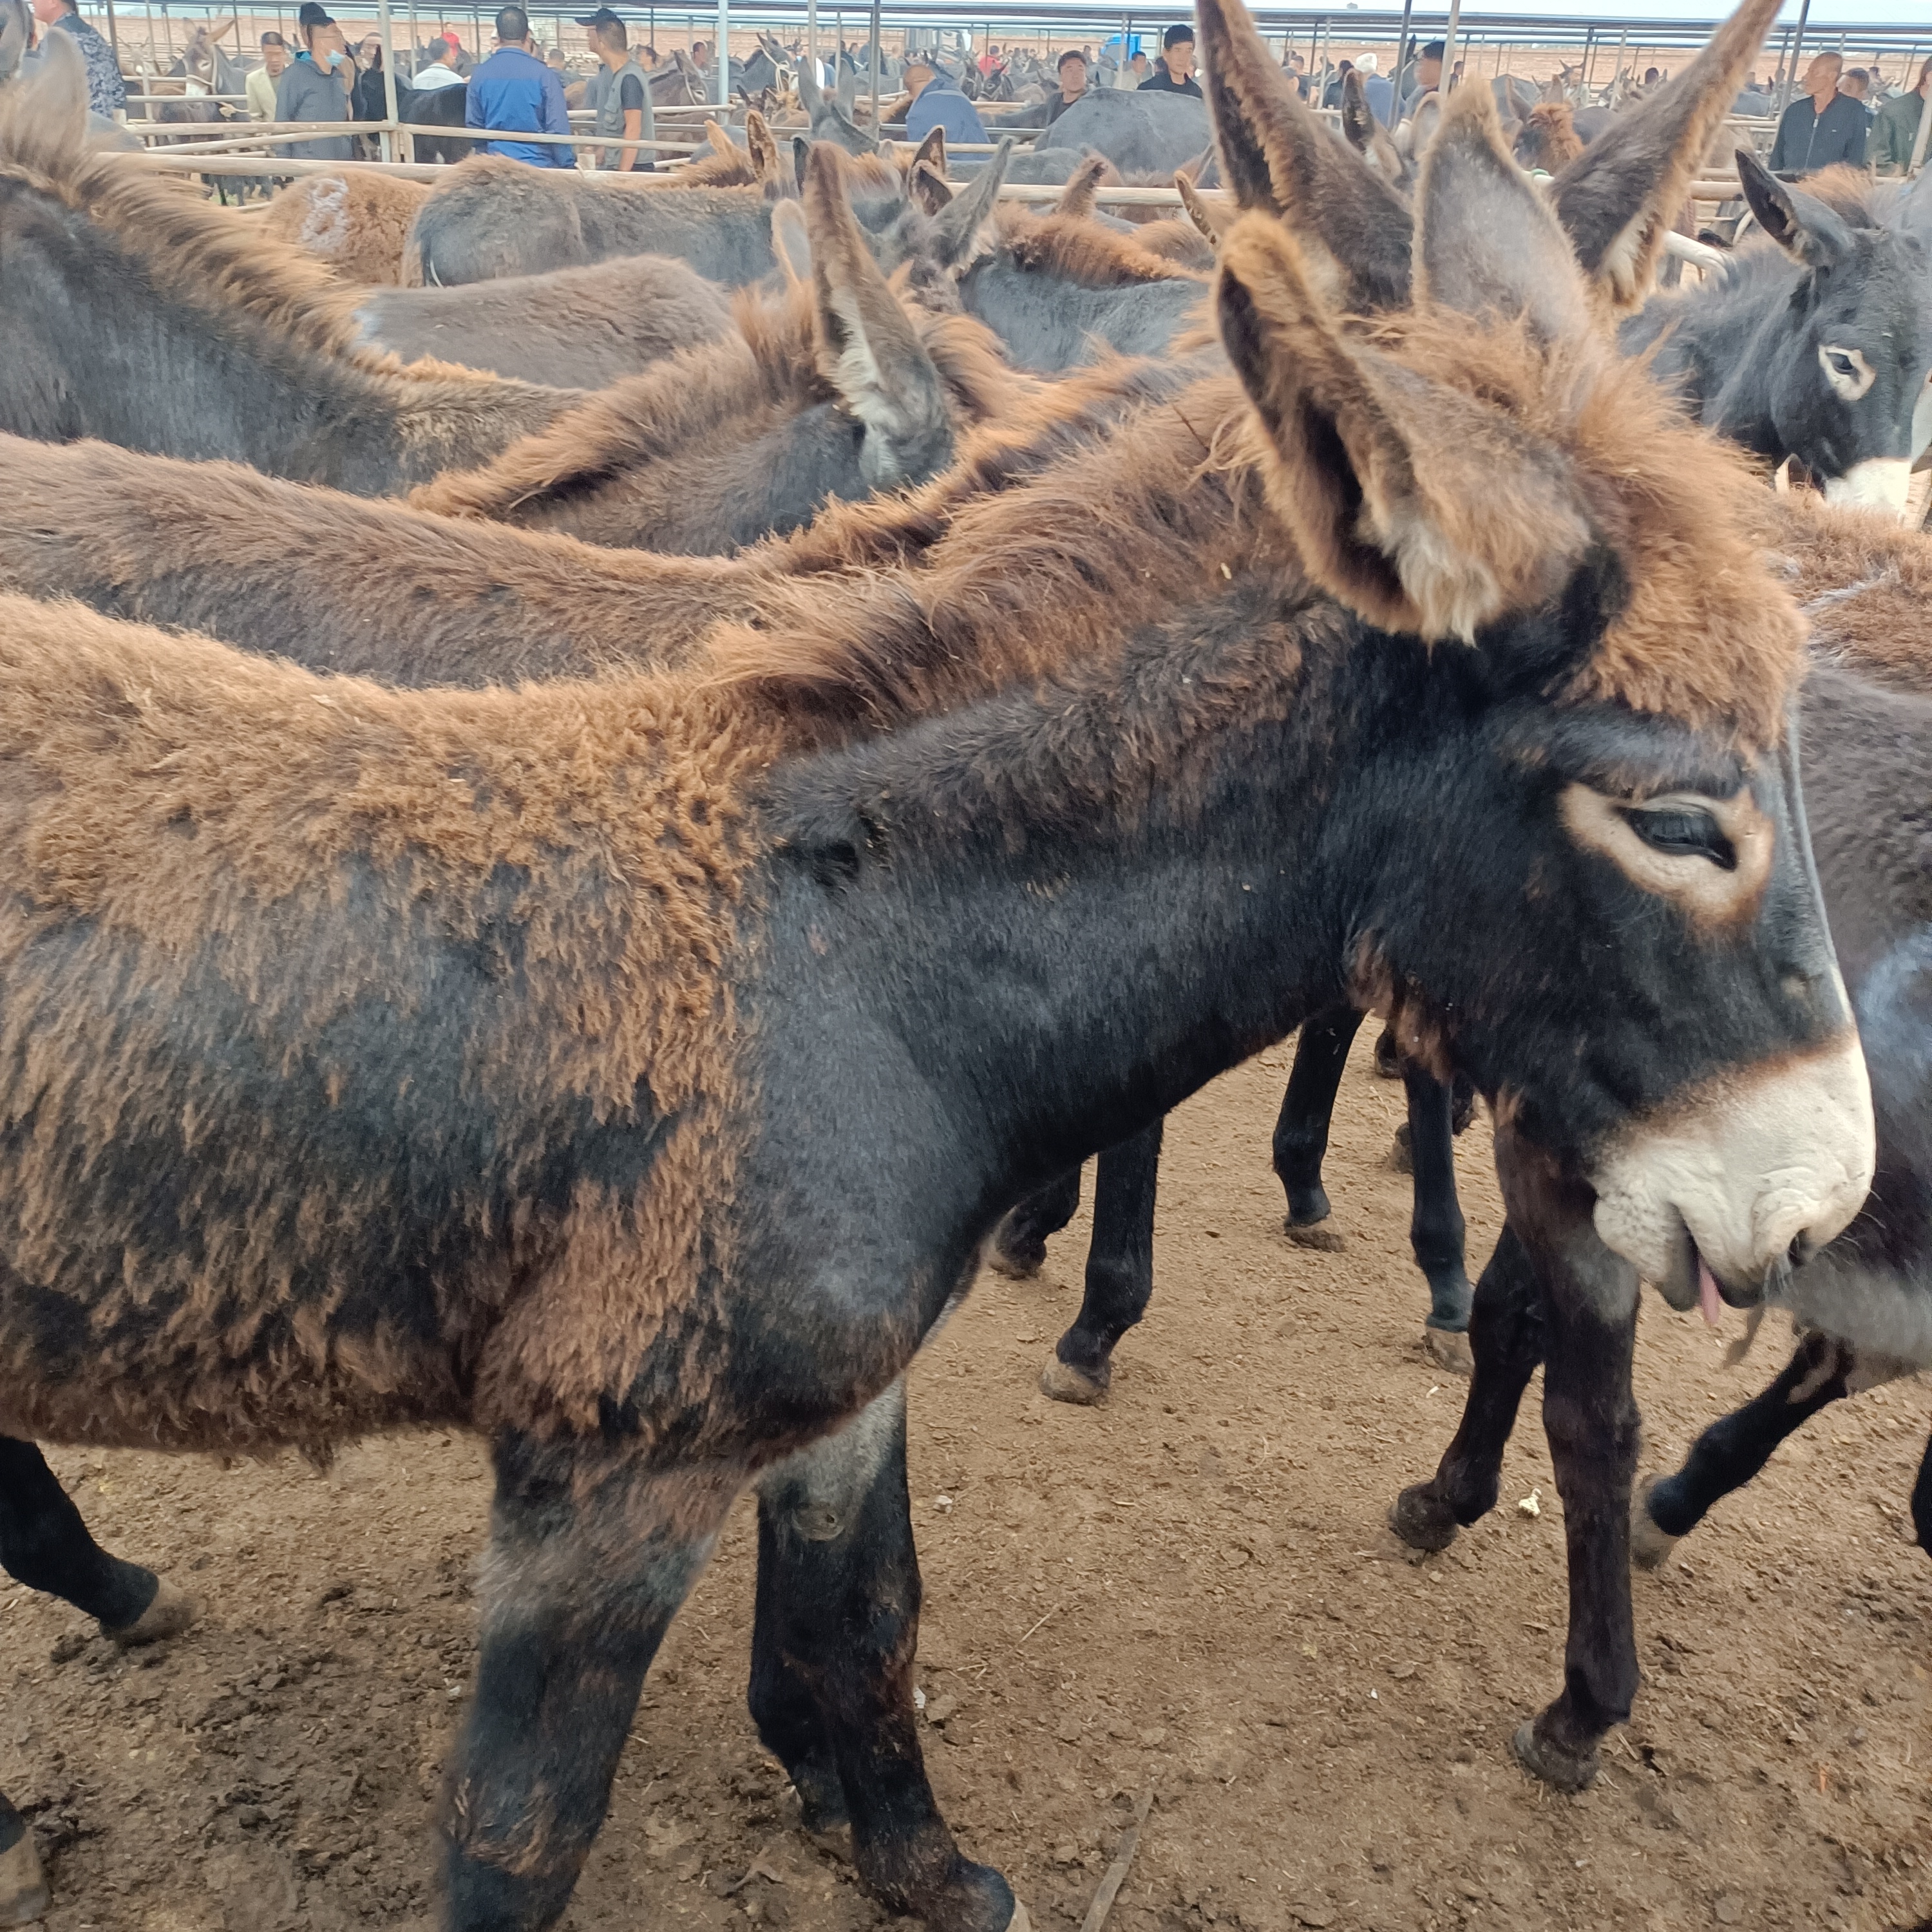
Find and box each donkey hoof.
[1372,1028,1401,1079]
[1511,1718,1600,1794]
[1388,1484,1460,1553]
[1388,1124,1414,1175]
[1629,1475,1681,1573]
[1039,1356,1109,1405]
[985,1231,1045,1282]
[1422,1327,1473,1377]
[0,1828,50,1927]
[104,1576,198,1647]
[805,1820,855,1865]
[916,1858,1020,1932]
[1284,1218,1345,1253]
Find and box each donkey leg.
[987,1167,1083,1280]
[1401,1065,1473,1373]
[440,1436,741,1932]
[1388,1222,1544,1553]
[0,1437,195,1644]
[750,1381,1018,1932]
[0,1793,50,1927]
[1633,1331,1852,1569]
[1911,1428,1931,1557]
[1272,1005,1366,1248]
[1043,1119,1164,1406]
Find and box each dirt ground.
[5,1035,1929,1932]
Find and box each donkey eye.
[1826,352,1858,378]
[1623,806,1735,869]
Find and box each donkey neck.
[758,579,1455,1221]
[9,193,573,491]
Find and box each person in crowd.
[30,0,126,118]
[1872,55,1929,172]
[352,30,389,122]
[977,41,1001,77]
[1840,66,1871,117]
[245,29,289,119]
[1320,57,1352,109]
[1044,46,1086,125]
[1127,49,1150,82]
[690,38,710,71]
[1358,52,1394,123]
[466,3,574,166]
[578,7,651,171]
[1401,39,1443,115]
[1139,21,1200,97]
[412,32,464,88]
[275,2,354,160]
[1768,52,1866,173]
[903,49,987,143]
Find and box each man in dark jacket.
[1768,52,1866,173]
[274,2,354,162]
[1871,56,1929,174]
[466,3,574,166]
[30,0,126,119]
[1138,22,1201,98]
[904,52,987,145]
[1044,48,1086,126]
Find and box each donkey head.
[1215,71,1873,1309]
[1734,152,1932,519]
[0,0,30,86]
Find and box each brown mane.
[410,278,1027,524]
[991,204,1209,289]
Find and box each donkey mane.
[991,205,1209,289]
[714,310,1800,750]
[0,77,504,388]
[410,279,1023,523]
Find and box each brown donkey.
[0,22,1875,1925]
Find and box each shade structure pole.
[1439,0,1461,93]
[715,0,728,104]
[1388,0,1414,125]
[805,0,815,88]
[1909,64,1932,176]
[866,0,878,124]
[1779,0,1812,113]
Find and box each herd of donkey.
[1,0,1931,1918]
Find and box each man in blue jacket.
[903,51,987,146]
[466,3,574,166]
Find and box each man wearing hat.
[902,49,987,146]
[578,6,652,171]
[466,3,574,166]
[1137,23,1201,97]
[275,2,355,161]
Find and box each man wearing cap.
[275,3,355,160]
[1044,47,1086,126]
[578,7,652,170]
[902,51,987,145]
[1401,39,1443,117]
[466,3,574,166]
[1138,23,1200,97]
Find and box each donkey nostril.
[1788,1231,1817,1270]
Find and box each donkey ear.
[1415,84,1593,342]
[1339,68,1376,158]
[909,158,952,214]
[1549,0,1782,310]
[1055,153,1108,221]
[792,135,811,194]
[1176,173,1226,247]
[929,137,1011,269]
[744,109,780,187]
[803,144,951,482]
[771,198,813,285]
[1193,0,1412,313]
[1216,214,1595,643]
[703,116,735,155]
[910,124,946,180]
[1737,150,1855,267]
[795,54,824,115]
[16,17,88,147]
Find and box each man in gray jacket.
[274,1,355,160]
[578,6,652,170]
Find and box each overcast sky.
[1413,0,1926,27]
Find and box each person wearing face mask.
[274,2,355,161]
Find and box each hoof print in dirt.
[1387,1484,1460,1553]
[1629,1475,1680,1572]
[1284,1218,1345,1252]
[1511,1719,1600,1793]
[1422,1327,1473,1377]
[104,1576,199,1647]
[0,1828,50,1929]
[1039,1356,1109,1405]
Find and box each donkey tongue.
[1698,1256,1723,1329]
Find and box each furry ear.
[909,124,946,180]
[792,135,810,193]
[928,138,1011,269]
[1193,0,1412,312]
[803,144,951,486]
[1176,174,1226,247]
[744,109,782,191]
[1549,0,1782,309]
[1736,150,1855,268]
[702,116,735,155]
[1415,84,1593,343]
[771,198,812,284]
[1055,153,1109,221]
[1216,214,1595,643]
[1339,67,1376,156]
[909,160,952,215]
[10,18,88,156]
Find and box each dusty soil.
[5,1035,1929,1932]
